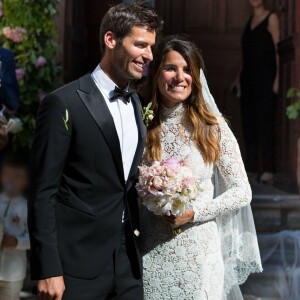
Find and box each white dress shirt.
[0,193,30,282]
[92,65,138,181]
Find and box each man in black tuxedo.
[29,2,162,299]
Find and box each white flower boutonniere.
[62,109,69,131]
[142,102,154,126]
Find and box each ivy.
[286,88,300,120]
[0,0,61,153]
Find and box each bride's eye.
[183,67,191,74]
[164,66,176,72]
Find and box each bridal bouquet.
[136,158,201,219]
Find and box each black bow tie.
[110,86,135,103]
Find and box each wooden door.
[64,0,121,82]
[155,0,257,153]
[276,0,300,190]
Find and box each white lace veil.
[200,69,263,299]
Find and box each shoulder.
[268,12,279,26]
[42,77,83,107]
[0,47,14,59]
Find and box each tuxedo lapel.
[127,92,147,185]
[77,74,124,182]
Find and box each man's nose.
[143,46,153,62]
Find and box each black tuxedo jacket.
[29,74,146,280]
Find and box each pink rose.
[152,176,164,190]
[12,27,26,43]
[3,27,26,43]
[162,157,181,169]
[3,27,12,39]
[166,167,176,178]
[35,56,47,68]
[15,68,26,81]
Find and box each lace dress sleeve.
[193,118,252,222]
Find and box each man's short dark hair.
[99,1,163,56]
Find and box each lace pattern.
[139,103,260,299]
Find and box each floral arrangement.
[0,0,61,152]
[136,158,201,218]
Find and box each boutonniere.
[62,109,69,131]
[142,102,154,126]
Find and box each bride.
[138,36,262,299]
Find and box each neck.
[253,5,266,16]
[162,99,183,109]
[99,59,128,89]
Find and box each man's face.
[110,26,156,86]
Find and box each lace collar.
[160,102,185,121]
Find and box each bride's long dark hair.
[145,35,221,163]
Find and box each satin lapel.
[77,75,124,182]
[127,92,147,185]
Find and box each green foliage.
[286,88,300,120]
[0,0,61,153]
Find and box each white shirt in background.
[0,193,30,282]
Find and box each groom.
[28,2,162,299]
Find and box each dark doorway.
[64,0,121,82]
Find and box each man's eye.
[136,43,146,48]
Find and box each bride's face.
[157,50,193,108]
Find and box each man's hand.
[164,210,194,226]
[37,276,65,300]
[1,234,18,249]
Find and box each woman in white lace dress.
[138,36,262,300]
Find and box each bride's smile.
[158,50,193,108]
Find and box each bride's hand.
[164,210,194,226]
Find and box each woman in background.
[231,0,280,183]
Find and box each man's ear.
[103,31,117,50]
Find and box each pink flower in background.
[3,27,12,38]
[35,56,47,68]
[37,90,47,103]
[3,26,26,43]
[15,68,26,81]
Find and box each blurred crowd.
[0,47,30,299]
